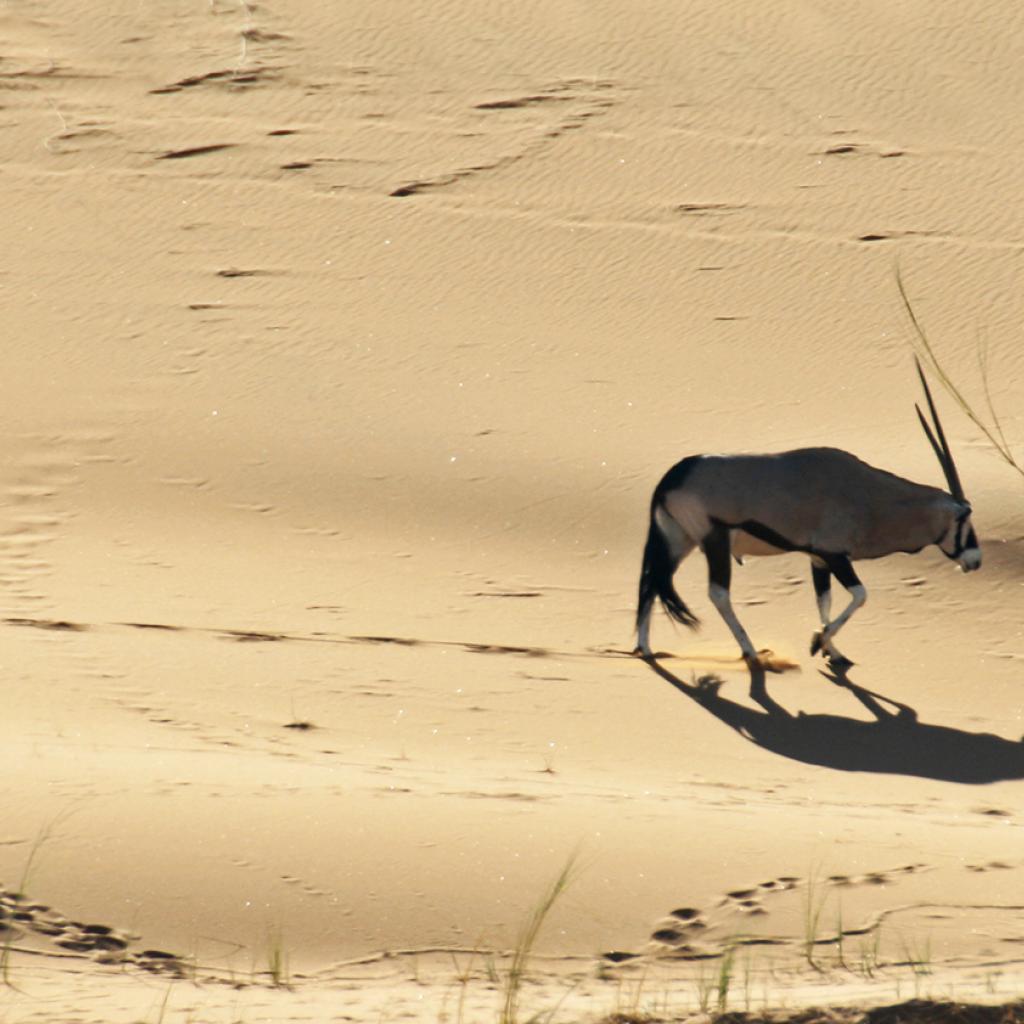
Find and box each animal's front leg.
[810,559,845,663]
[704,524,759,663]
[810,555,864,667]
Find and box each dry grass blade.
[500,853,579,1024]
[895,266,1023,481]
[977,327,1014,462]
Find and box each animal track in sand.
[278,873,332,898]
[667,908,706,932]
[221,629,285,643]
[352,634,421,647]
[463,642,548,657]
[4,617,86,632]
[389,78,617,198]
[966,860,1016,872]
[150,66,280,95]
[0,885,186,973]
[819,139,906,159]
[469,590,543,598]
[726,888,758,900]
[474,93,571,110]
[721,887,767,916]
[216,267,276,278]
[614,863,943,966]
[4,614,607,667]
[157,143,237,161]
[675,202,747,217]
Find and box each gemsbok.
[634,359,980,666]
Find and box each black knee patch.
[703,524,732,590]
[821,554,861,591]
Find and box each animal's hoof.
[632,647,666,661]
[749,649,792,673]
[810,631,823,657]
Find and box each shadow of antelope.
[644,658,1024,784]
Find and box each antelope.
[634,360,980,666]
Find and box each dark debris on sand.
[601,1001,1024,1024]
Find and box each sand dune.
[1,1,1022,1021]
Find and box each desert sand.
[1,1,1023,1021]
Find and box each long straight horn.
[914,356,965,500]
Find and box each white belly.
[730,528,787,558]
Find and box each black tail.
[636,498,699,632]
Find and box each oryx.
[634,360,980,666]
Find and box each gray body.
[666,448,959,562]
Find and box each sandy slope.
[1,1,1023,1021]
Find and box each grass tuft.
[695,961,713,1014]
[716,941,737,1013]
[2,813,70,989]
[265,926,291,989]
[500,853,579,1024]
[801,870,828,971]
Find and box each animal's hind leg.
[636,613,653,659]
[703,523,758,662]
[635,515,696,658]
[810,555,864,665]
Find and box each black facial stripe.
[951,515,977,558]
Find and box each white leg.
[815,590,846,660]
[637,613,652,658]
[818,584,866,655]
[816,590,831,628]
[811,557,865,664]
[708,583,757,661]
